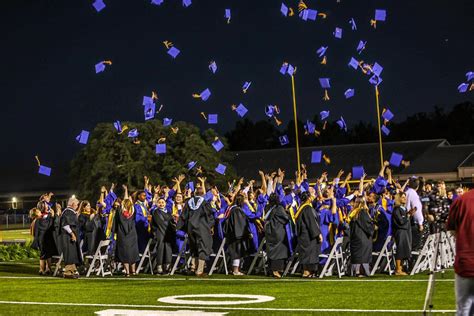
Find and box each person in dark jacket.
[78,200,102,256]
[59,197,82,279]
[114,197,140,277]
[264,193,290,278]
[177,187,215,277]
[392,192,414,276]
[295,191,322,278]
[224,194,252,275]
[151,196,176,274]
[30,207,56,275]
[349,196,375,277]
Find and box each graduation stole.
[294,201,312,220]
[136,201,151,232]
[172,203,182,217]
[30,219,37,236]
[105,210,115,239]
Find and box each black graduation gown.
[114,210,140,264]
[53,215,62,255]
[349,209,374,264]
[32,215,57,259]
[151,207,176,265]
[392,206,412,260]
[177,197,215,260]
[296,205,322,265]
[59,208,82,265]
[224,206,251,261]
[264,205,290,261]
[84,215,102,255]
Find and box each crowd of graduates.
[29,162,463,279]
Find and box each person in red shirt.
[446,188,474,316]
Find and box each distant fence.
[0,214,31,230]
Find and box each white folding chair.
[410,234,437,275]
[208,238,228,276]
[319,237,345,278]
[85,240,112,277]
[170,236,189,276]
[136,239,154,275]
[370,236,395,276]
[53,253,63,277]
[247,238,267,275]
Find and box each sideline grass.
[0,229,31,242]
[0,261,455,315]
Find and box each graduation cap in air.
[466,71,474,82]
[333,27,343,39]
[279,135,289,146]
[382,108,394,122]
[35,156,51,176]
[352,166,365,179]
[280,62,295,76]
[311,151,322,164]
[356,41,366,54]
[299,9,317,21]
[348,57,359,70]
[349,18,357,30]
[336,116,347,132]
[305,120,316,134]
[95,60,111,73]
[224,9,231,23]
[209,61,217,74]
[371,9,387,28]
[344,89,355,99]
[114,121,122,133]
[92,0,106,12]
[265,105,279,117]
[163,118,173,126]
[156,143,166,154]
[381,125,390,136]
[372,62,384,77]
[143,96,155,106]
[457,83,469,93]
[164,41,180,59]
[320,110,330,121]
[233,103,248,117]
[242,81,252,93]
[76,130,89,145]
[369,75,383,86]
[151,0,164,6]
[389,152,403,167]
[192,88,211,101]
[128,129,139,138]
[317,46,328,58]
[319,78,331,100]
[208,114,218,124]
[186,181,195,192]
[212,138,224,152]
[204,191,214,202]
[187,161,197,170]
[182,0,191,7]
[215,163,226,175]
[144,103,156,121]
[280,3,289,17]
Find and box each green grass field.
[0,259,455,315]
[0,229,31,242]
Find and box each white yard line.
[0,276,455,282]
[0,300,456,313]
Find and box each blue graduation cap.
[279,135,289,146]
[344,89,355,99]
[144,102,156,121]
[382,109,394,122]
[349,18,357,30]
[466,71,474,82]
[389,152,403,167]
[182,0,191,7]
[195,88,211,101]
[114,121,122,133]
[287,64,295,76]
[305,120,316,134]
[352,166,365,179]
[381,125,390,136]
[95,62,105,73]
[375,9,387,21]
[279,62,289,75]
[336,116,347,132]
[92,0,106,12]
[212,139,224,152]
[280,3,289,16]
[156,144,166,154]
[187,161,197,170]
[186,181,195,192]
[234,103,248,117]
[215,163,226,175]
[167,47,180,59]
[356,40,366,54]
[320,110,330,121]
[143,96,155,106]
[316,46,328,58]
[348,57,359,70]
[151,0,164,5]
[334,27,343,39]
[458,83,469,93]
[208,114,218,124]
[242,81,252,93]
[204,191,214,202]
[128,129,139,138]
[76,130,89,145]
[265,105,279,117]
[319,78,331,89]
[299,9,317,21]
[369,75,383,86]
[163,118,173,126]
[224,9,231,22]
[209,61,217,74]
[372,62,384,76]
[311,151,322,164]
[38,165,52,176]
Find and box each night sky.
[1,0,473,188]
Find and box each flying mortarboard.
[186,181,195,191]
[128,129,139,138]
[151,0,164,5]
[369,75,383,86]
[76,130,89,145]
[95,60,112,74]
[167,47,180,59]
[193,88,211,101]
[381,125,390,136]
[319,78,331,89]
[182,0,191,7]
[156,143,166,154]
[372,62,383,76]
[215,163,227,175]
[242,81,252,93]
[316,46,328,58]
[187,161,197,170]
[457,83,469,93]
[336,116,347,131]
[311,151,322,164]
[92,0,106,12]
[265,105,279,117]
[349,18,357,30]
[212,138,224,152]
[204,191,214,202]
[233,103,248,117]
[375,9,387,21]
[334,27,343,39]
[287,64,295,76]
[209,61,217,74]
[389,152,403,167]
[344,89,355,99]
[348,57,359,70]
[299,9,317,21]
[163,118,173,126]
[224,9,231,23]
[305,120,316,134]
[35,156,51,177]
[208,114,218,124]
[356,41,366,54]
[320,110,330,121]
[143,96,155,106]
[466,71,474,81]
[279,135,289,146]
[381,108,394,122]
[114,121,122,133]
[352,166,365,179]
[144,103,156,121]
[280,3,289,17]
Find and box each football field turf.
[0,260,455,315]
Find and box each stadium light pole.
[375,85,384,168]
[291,74,301,175]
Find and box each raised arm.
[379,161,389,178]
[122,184,129,200]
[258,170,267,194]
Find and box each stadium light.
[12,197,18,210]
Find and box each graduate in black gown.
[224,194,252,275]
[295,191,322,278]
[151,196,176,274]
[177,187,215,276]
[59,197,82,279]
[30,207,56,275]
[264,193,290,278]
[349,196,375,277]
[392,192,413,276]
[114,197,140,276]
[77,200,101,255]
